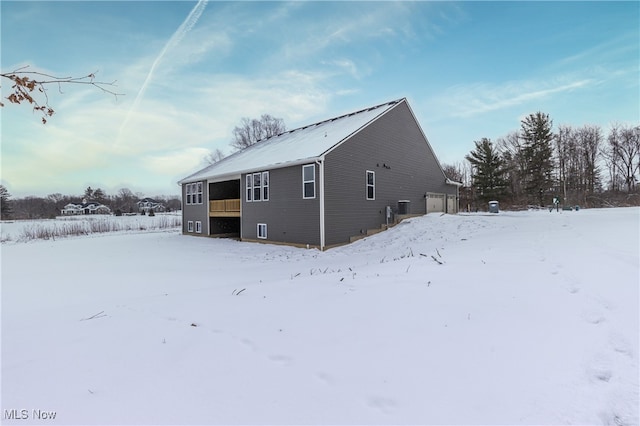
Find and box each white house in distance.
[61,201,111,215]
[137,198,166,213]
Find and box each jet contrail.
[117,0,208,143]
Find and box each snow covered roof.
[64,201,105,208]
[179,98,405,184]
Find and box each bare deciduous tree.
[604,123,640,193]
[204,148,226,165]
[230,114,286,151]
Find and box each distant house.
[137,198,166,213]
[61,201,111,215]
[178,98,460,249]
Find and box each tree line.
[0,186,181,220]
[443,112,640,210]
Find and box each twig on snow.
[80,311,106,321]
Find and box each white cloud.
[433,77,595,119]
[2,63,340,196]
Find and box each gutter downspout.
[316,158,325,250]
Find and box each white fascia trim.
[446,178,463,187]
[316,157,325,250]
[182,158,323,186]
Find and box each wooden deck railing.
[209,199,240,217]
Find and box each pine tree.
[465,138,508,203]
[0,185,12,219]
[520,112,554,206]
[84,186,94,200]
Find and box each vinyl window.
[257,223,267,239]
[262,172,269,201]
[366,170,375,200]
[197,182,203,204]
[253,173,262,201]
[195,221,202,234]
[187,221,194,232]
[303,164,315,199]
[246,171,269,202]
[246,174,253,202]
[186,182,203,205]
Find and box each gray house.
[178,98,460,249]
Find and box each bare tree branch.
[1,65,124,123]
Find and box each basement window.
[187,221,194,232]
[195,221,202,234]
[257,223,267,239]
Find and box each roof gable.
[179,98,404,184]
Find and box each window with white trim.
[262,171,269,201]
[366,170,375,200]
[257,223,267,239]
[246,174,253,202]
[303,164,315,199]
[186,184,192,205]
[195,221,202,234]
[187,221,194,232]
[253,172,262,201]
[185,182,203,205]
[246,171,269,202]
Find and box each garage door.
[426,193,445,214]
[447,195,458,214]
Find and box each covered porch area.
[209,179,241,238]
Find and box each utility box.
[398,200,411,215]
[488,201,499,213]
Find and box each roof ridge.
[179,98,406,184]
[261,98,404,142]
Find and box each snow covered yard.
[1,207,638,425]
[0,213,181,242]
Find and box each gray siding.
[241,165,321,246]
[181,181,209,235]
[323,101,455,246]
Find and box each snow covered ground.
[0,213,181,242]
[1,208,638,425]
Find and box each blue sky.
[2,1,638,198]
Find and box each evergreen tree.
[465,138,508,203]
[84,186,94,200]
[520,112,554,205]
[93,188,106,202]
[0,185,13,219]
